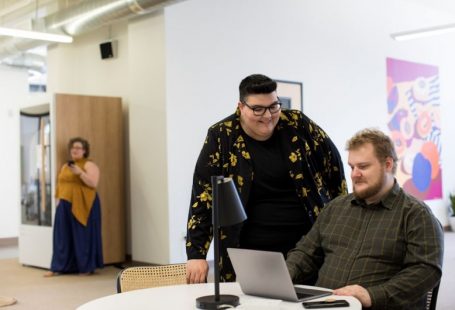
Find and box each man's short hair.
[239,74,277,102]
[346,128,398,174]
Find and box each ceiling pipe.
[0,37,40,60]
[1,52,46,73]
[0,0,185,61]
[44,0,185,36]
[0,0,32,16]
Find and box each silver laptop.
[227,248,332,302]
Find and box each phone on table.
[302,299,350,308]
[67,160,75,166]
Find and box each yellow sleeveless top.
[55,158,97,226]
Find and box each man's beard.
[353,171,385,202]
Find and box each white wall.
[47,22,129,97]
[128,12,170,264]
[0,65,28,238]
[165,0,455,262]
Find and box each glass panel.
[20,111,52,226]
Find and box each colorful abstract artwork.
[386,58,442,200]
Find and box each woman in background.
[45,137,103,276]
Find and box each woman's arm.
[69,161,100,188]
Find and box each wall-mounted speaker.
[99,40,117,59]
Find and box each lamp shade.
[217,178,246,227]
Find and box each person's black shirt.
[240,130,312,256]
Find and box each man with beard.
[286,128,443,310]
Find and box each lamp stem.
[211,176,222,301]
[195,176,241,309]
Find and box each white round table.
[77,282,361,309]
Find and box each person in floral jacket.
[186,74,347,284]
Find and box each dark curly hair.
[239,74,277,103]
[68,137,90,158]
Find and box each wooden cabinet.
[19,93,125,267]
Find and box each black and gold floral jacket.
[186,109,347,281]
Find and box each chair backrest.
[116,264,187,293]
[426,283,440,310]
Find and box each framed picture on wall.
[275,80,303,111]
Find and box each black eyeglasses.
[242,100,282,116]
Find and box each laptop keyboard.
[296,291,315,299]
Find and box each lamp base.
[196,294,240,309]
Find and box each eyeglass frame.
[241,98,283,116]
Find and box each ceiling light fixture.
[0,26,73,43]
[391,23,455,41]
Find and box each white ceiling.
[406,0,455,16]
[1,0,455,38]
[0,0,454,66]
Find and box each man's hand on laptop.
[186,259,209,284]
[333,284,372,307]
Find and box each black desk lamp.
[196,176,247,309]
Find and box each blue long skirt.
[50,195,103,273]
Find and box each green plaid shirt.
[286,181,443,310]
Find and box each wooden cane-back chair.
[117,264,187,293]
[426,283,440,310]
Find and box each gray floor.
[1,232,454,309]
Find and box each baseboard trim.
[0,237,18,247]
